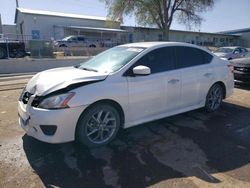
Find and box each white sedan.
[18,42,234,147]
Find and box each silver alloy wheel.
[206,85,223,111]
[85,110,117,144]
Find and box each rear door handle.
[168,79,180,84]
[204,73,213,77]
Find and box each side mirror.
[133,65,151,75]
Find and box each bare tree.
[102,0,216,41]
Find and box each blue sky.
[0,0,249,32]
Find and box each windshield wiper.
[80,67,98,72]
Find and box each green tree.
[102,0,216,41]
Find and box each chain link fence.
[0,34,123,59]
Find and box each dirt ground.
[0,79,250,188]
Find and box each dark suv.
[231,57,250,85]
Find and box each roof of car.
[121,41,200,48]
[220,46,245,49]
[120,42,211,53]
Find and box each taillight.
[227,64,234,73]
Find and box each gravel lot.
[0,77,250,188]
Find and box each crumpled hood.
[26,66,109,96]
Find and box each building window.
[220,38,225,42]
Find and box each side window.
[78,37,85,41]
[241,48,247,53]
[176,46,213,68]
[70,37,77,41]
[234,48,240,53]
[204,51,213,64]
[134,47,176,74]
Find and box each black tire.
[205,83,224,112]
[89,44,96,48]
[15,50,25,58]
[76,103,120,147]
[59,44,67,47]
[0,47,6,59]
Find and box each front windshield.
[78,46,145,73]
[215,47,234,53]
[62,36,72,41]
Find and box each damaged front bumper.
[18,99,86,143]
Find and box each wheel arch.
[75,99,125,139]
[212,81,226,99]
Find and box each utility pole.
[0,14,2,34]
[16,0,19,8]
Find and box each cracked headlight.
[38,92,75,109]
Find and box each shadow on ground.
[23,102,250,188]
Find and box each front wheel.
[89,44,96,48]
[76,103,120,147]
[205,84,224,112]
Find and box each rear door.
[175,46,214,108]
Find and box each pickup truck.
[54,35,97,48]
[0,40,26,59]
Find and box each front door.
[125,46,180,124]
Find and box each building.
[14,8,127,43]
[219,28,250,47]
[122,26,240,47]
[12,7,249,47]
[1,25,17,40]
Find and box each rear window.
[77,37,85,41]
[176,46,213,68]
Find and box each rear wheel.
[205,84,224,112]
[59,44,67,47]
[76,103,120,147]
[89,44,96,48]
[15,50,25,58]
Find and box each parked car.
[18,42,234,147]
[213,46,248,60]
[231,58,250,85]
[54,35,97,48]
